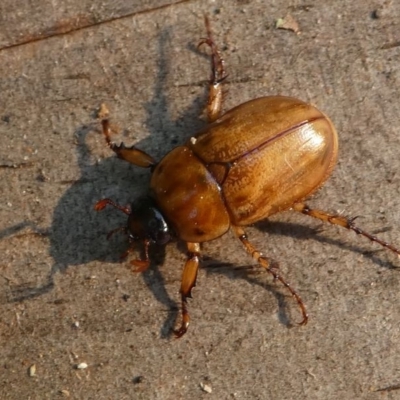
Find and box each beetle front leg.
[130,239,151,272]
[98,104,156,168]
[174,242,201,338]
[293,202,400,257]
[232,225,308,325]
[199,16,227,122]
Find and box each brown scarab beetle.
[95,17,400,337]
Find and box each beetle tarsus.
[173,243,200,337]
[174,296,190,338]
[200,16,227,84]
[232,225,309,326]
[94,198,131,215]
[199,16,227,122]
[293,202,400,257]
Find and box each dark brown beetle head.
[94,196,171,269]
[127,196,171,245]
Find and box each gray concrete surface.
[1,1,400,399]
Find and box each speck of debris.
[98,103,110,119]
[28,364,36,377]
[133,375,144,384]
[276,14,301,34]
[200,382,212,393]
[370,9,380,19]
[122,294,130,302]
[37,170,50,182]
[76,362,88,370]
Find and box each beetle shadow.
[202,257,294,327]
[7,27,209,339]
[201,218,399,327]
[255,219,399,270]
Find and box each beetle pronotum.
[95,17,400,337]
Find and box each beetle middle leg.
[199,16,227,122]
[174,242,201,338]
[293,202,400,257]
[232,225,308,325]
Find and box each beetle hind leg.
[198,16,227,122]
[174,242,201,338]
[232,225,308,325]
[293,202,400,257]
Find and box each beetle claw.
[173,309,190,338]
[173,325,188,338]
[197,37,210,49]
[298,314,309,326]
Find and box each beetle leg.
[198,16,227,122]
[106,225,127,240]
[99,104,156,168]
[118,243,150,272]
[293,203,400,257]
[130,239,151,272]
[94,198,131,215]
[174,242,201,338]
[232,225,308,325]
[94,198,130,242]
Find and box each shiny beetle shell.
[95,17,400,338]
[150,96,338,243]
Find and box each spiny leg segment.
[232,225,308,325]
[293,202,400,257]
[174,242,201,338]
[198,16,228,122]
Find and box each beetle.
[95,17,400,337]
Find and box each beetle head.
[127,196,171,245]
